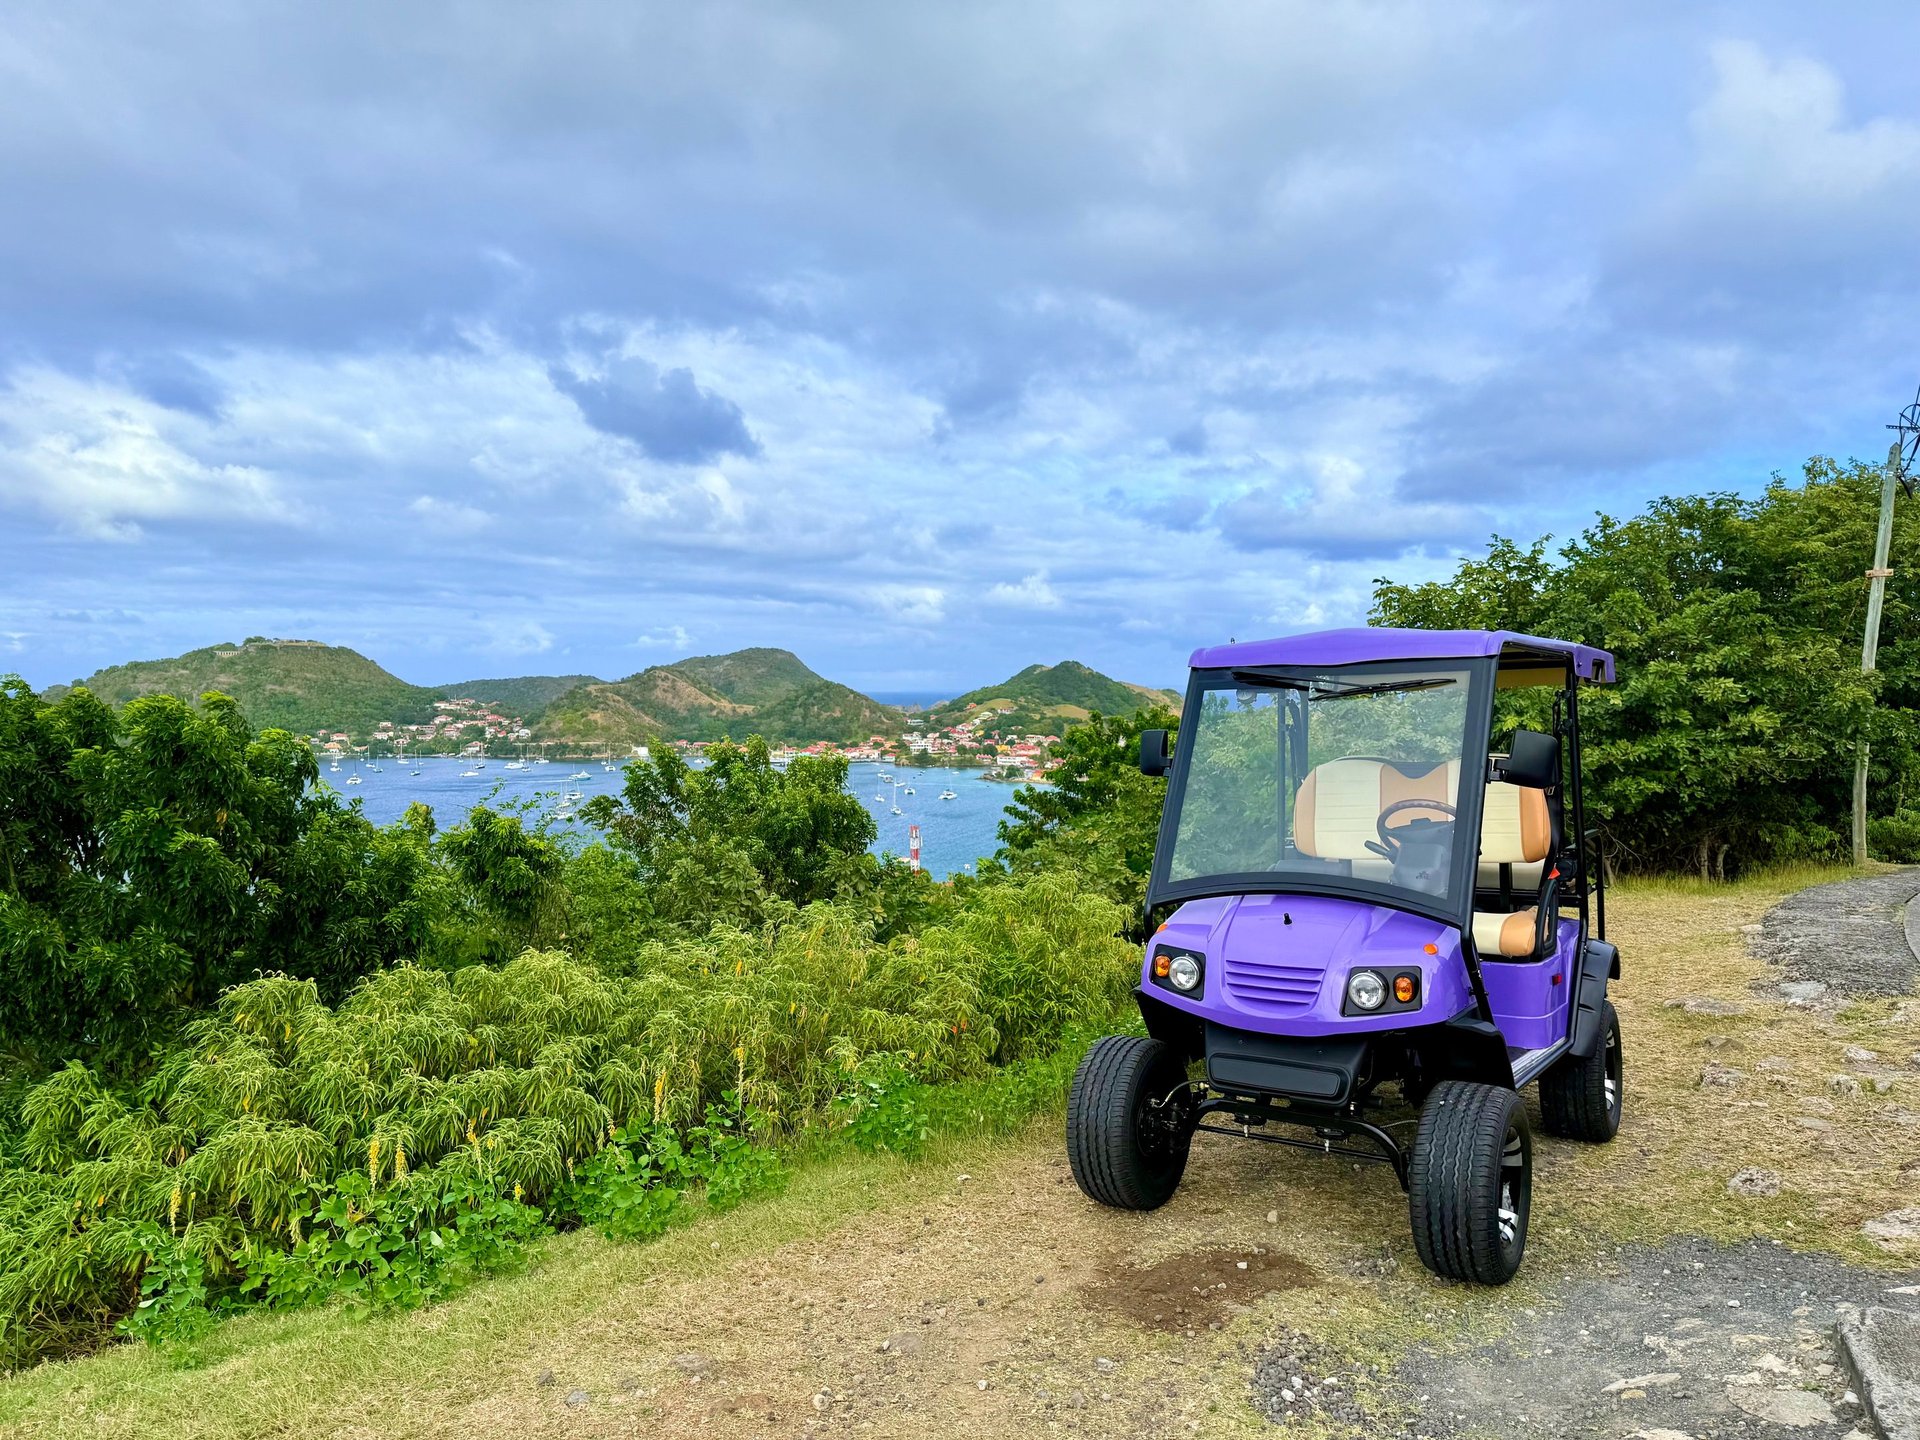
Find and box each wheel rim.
[1497,1124,1530,1255]
[1603,1023,1623,1120]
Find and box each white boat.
[505,761,525,770]
[939,790,957,800]
[461,768,482,777]
[568,770,590,780]
[602,763,616,772]
[410,769,422,777]
[902,786,915,795]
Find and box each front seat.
[1472,773,1554,958]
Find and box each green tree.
[0,682,442,1070]
[993,706,1176,922]
[1371,458,1913,875]
[581,738,878,930]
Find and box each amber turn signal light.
[1153,953,1171,978]
[1393,974,1417,1004]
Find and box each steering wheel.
[1366,797,1458,860]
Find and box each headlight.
[1346,970,1386,1011]
[1168,954,1201,991]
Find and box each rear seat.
[1293,755,1552,958]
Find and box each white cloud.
[0,368,296,540]
[482,619,555,656]
[632,625,693,650]
[407,495,491,535]
[987,571,1061,609]
[870,585,946,624]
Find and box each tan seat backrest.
[1294,758,1459,860]
[1479,769,1552,866]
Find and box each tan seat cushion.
[1472,907,1539,958]
[1294,758,1458,859]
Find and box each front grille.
[1222,955,1325,1014]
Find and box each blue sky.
[3,3,1918,696]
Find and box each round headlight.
[1347,970,1386,1011]
[1168,954,1201,992]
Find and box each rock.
[1727,1168,1782,1198]
[1839,1307,1920,1440]
[1795,1116,1832,1131]
[1701,1035,1738,1050]
[1873,1075,1899,1094]
[1265,1209,1279,1224]
[1910,1051,1920,1070]
[1668,997,1746,1017]
[671,1352,714,1376]
[1844,1045,1880,1064]
[1628,1431,1698,1440]
[879,1332,923,1356]
[1726,1383,1834,1427]
[1699,1063,1747,1089]
[812,1390,831,1413]
[564,1389,589,1409]
[1797,1095,1836,1114]
[536,1369,555,1388]
[1757,1056,1795,1073]
[1094,1357,1118,1373]
[1605,1372,1681,1393]
[1830,1074,1863,1097]
[1781,980,1828,1005]
[1861,1208,1920,1246]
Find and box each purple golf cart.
[1067,628,1621,1285]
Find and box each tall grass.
[0,872,1134,1370]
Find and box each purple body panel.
[1188,626,1616,684]
[1147,895,1578,1051]
[1148,893,1476,1037]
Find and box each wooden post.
[1852,442,1902,867]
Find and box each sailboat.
[939,789,957,800]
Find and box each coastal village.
[313,694,1064,779]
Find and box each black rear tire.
[1539,1000,1623,1142]
[1408,1080,1532,1285]
[1066,1035,1192,1210]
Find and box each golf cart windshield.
[1158,662,1485,918]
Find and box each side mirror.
[1494,728,1560,789]
[1138,728,1171,777]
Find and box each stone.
[1839,1307,1920,1440]
[1795,1116,1832,1131]
[1265,1209,1279,1224]
[1910,1052,1920,1070]
[1700,1063,1747,1089]
[1726,1383,1834,1427]
[536,1370,556,1388]
[1668,997,1746,1017]
[1874,1076,1900,1095]
[1844,1045,1881,1064]
[564,1389,589,1409]
[1781,980,1828,1005]
[1605,1372,1681,1393]
[671,1352,714,1375]
[1830,1074,1864,1097]
[1095,1357,1118,1373]
[1628,1431,1698,1440]
[1797,1096,1835,1115]
[879,1332,923,1356]
[1727,1168,1782,1198]
[1861,1208,1920,1246]
[1757,1056,1795,1073]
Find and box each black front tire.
[1539,1000,1623,1142]
[1066,1035,1192,1210]
[1408,1080,1532,1285]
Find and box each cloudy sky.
[4,2,1917,695]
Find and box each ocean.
[319,756,1024,880]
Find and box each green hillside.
[529,649,904,749]
[442,674,599,714]
[56,639,440,736]
[923,660,1178,732]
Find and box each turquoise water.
[320,757,1023,880]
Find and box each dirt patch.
[1079,1246,1318,1332]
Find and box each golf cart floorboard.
[1508,1040,1569,1088]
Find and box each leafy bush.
[1868,809,1920,863]
[832,1053,931,1157]
[0,871,1133,1366]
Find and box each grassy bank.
[2,866,1915,1439]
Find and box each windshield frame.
[1145,656,1498,929]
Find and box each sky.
[4,2,1919,696]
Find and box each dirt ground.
[6,870,1919,1440]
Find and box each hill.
[441,674,599,714]
[922,660,1179,733]
[54,639,441,736]
[529,649,905,749]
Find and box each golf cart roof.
[1189,627,1616,683]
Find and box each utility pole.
[1851,441,1901,867]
